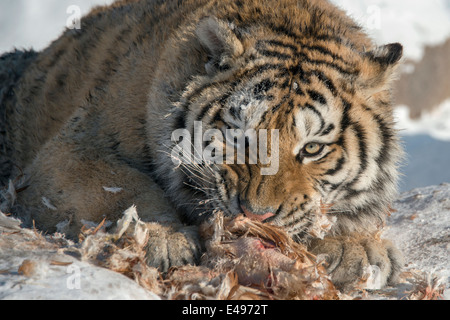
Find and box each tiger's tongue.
[241,206,275,222]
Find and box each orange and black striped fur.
[0,0,404,289]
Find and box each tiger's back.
[1,0,404,289]
[2,0,195,173]
[2,0,373,170]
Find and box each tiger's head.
[151,10,403,241]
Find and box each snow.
[395,100,450,142]
[2,184,449,300]
[386,183,450,299]
[0,0,115,53]
[0,212,160,300]
[1,259,160,300]
[330,0,450,61]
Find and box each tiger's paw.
[143,223,203,272]
[309,236,404,291]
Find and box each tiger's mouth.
[240,204,275,222]
[237,196,277,223]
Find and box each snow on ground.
[1,258,160,300]
[1,184,449,300]
[0,212,160,300]
[386,183,450,300]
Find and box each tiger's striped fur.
[0,0,404,288]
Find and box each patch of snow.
[1,259,160,300]
[363,265,384,290]
[385,183,450,299]
[394,99,450,142]
[103,186,123,194]
[331,0,450,61]
[0,0,115,53]
[41,197,57,211]
[80,219,113,230]
[0,211,159,300]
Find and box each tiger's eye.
[304,143,322,155]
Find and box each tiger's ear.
[196,17,244,74]
[358,43,403,95]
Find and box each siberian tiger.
[0,0,404,289]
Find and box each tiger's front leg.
[308,235,404,290]
[130,192,203,272]
[12,139,203,272]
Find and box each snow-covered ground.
[385,183,450,300]
[0,211,160,300]
[2,184,449,300]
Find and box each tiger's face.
[169,17,402,239]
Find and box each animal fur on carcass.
[80,206,339,300]
[197,212,339,300]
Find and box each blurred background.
[1,0,449,192]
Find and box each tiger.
[0,0,404,290]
